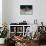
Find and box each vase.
[0,38,5,44]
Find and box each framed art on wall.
[20,5,33,15]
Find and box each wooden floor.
[0,44,4,46]
[0,44,46,46]
[40,45,46,46]
[31,40,46,46]
[0,41,46,46]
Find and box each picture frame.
[20,5,33,15]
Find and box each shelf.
[10,32,15,33]
[9,25,31,26]
[10,32,23,33]
[16,32,23,33]
[9,25,31,36]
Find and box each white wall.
[2,0,8,24]
[8,0,39,24]
[0,0,2,27]
[3,0,46,26]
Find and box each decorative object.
[0,23,9,38]
[26,27,32,40]
[20,5,33,15]
[34,19,37,24]
[0,38,5,44]
[0,22,9,44]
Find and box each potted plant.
[0,23,9,44]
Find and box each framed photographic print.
[20,5,33,15]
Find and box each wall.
[2,0,8,24]
[0,0,2,27]
[2,0,46,26]
[8,0,40,25]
